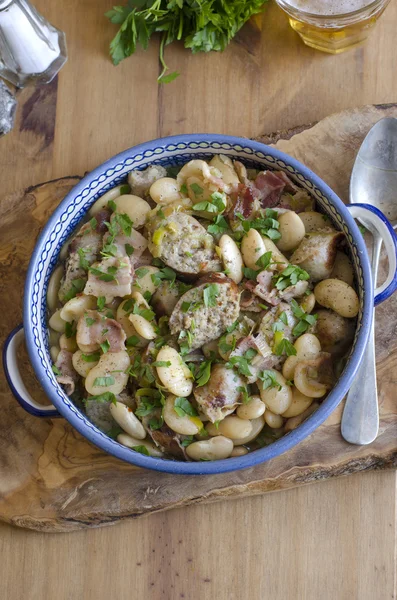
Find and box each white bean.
[264,410,284,429]
[116,299,147,348]
[276,211,306,252]
[262,238,289,270]
[49,309,66,333]
[60,295,97,323]
[163,395,202,435]
[186,436,234,461]
[230,446,249,457]
[233,416,265,446]
[206,416,253,440]
[241,228,266,270]
[299,211,334,232]
[314,278,359,318]
[128,314,157,340]
[110,402,146,439]
[259,370,292,415]
[85,350,130,396]
[209,155,239,185]
[300,292,316,314]
[47,265,64,312]
[284,402,320,432]
[294,333,321,356]
[59,334,77,353]
[150,177,181,205]
[294,360,328,398]
[131,266,160,296]
[282,387,313,418]
[176,160,209,185]
[72,349,100,378]
[219,234,243,283]
[50,346,60,362]
[117,433,164,457]
[89,185,128,216]
[113,195,151,229]
[155,345,193,397]
[237,396,266,420]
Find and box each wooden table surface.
[1,1,397,598]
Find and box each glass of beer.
[274,0,391,54]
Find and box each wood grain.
[1,0,397,597]
[1,103,397,534]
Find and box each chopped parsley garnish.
[180,435,194,447]
[237,385,250,404]
[120,184,130,195]
[136,267,149,279]
[290,299,318,336]
[88,391,117,404]
[149,415,164,430]
[52,365,61,376]
[255,251,272,271]
[152,360,171,368]
[238,208,281,241]
[132,302,155,322]
[207,215,229,235]
[178,329,193,355]
[218,334,236,355]
[97,296,106,311]
[273,264,310,291]
[243,267,258,281]
[81,352,101,362]
[89,266,117,282]
[190,182,204,196]
[192,191,226,213]
[101,241,118,258]
[131,445,150,456]
[151,266,177,287]
[181,300,203,313]
[135,388,165,417]
[63,278,86,302]
[65,321,75,339]
[180,183,188,195]
[194,359,212,387]
[89,217,97,230]
[225,349,257,377]
[93,375,116,387]
[258,370,282,390]
[174,397,198,418]
[108,199,117,212]
[126,335,140,347]
[125,243,134,256]
[85,316,96,326]
[77,247,90,270]
[279,311,288,325]
[203,283,219,308]
[100,340,110,354]
[274,338,297,357]
[156,207,166,220]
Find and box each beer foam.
[285,0,374,15]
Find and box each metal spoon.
[341,117,397,445]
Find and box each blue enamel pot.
[4,135,397,474]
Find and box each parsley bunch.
[105,0,267,83]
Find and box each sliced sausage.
[169,273,240,351]
[147,211,221,276]
[193,364,243,423]
[315,309,355,355]
[289,231,344,281]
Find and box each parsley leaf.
[203,283,219,308]
[93,376,116,387]
[125,243,134,256]
[258,370,281,390]
[174,397,198,418]
[273,265,310,291]
[89,266,117,282]
[195,359,212,387]
[152,360,171,368]
[65,321,75,339]
[77,247,90,270]
[190,182,204,197]
[88,391,117,403]
[207,215,229,235]
[63,278,86,302]
[81,352,101,362]
[52,365,61,376]
[290,299,318,336]
[243,267,258,281]
[192,191,227,214]
[255,251,272,271]
[151,267,176,288]
[100,340,110,354]
[126,335,140,347]
[97,296,106,311]
[131,445,150,456]
[274,338,297,357]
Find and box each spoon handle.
[341,235,381,445]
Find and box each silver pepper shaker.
[0,0,67,87]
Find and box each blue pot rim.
[23,134,373,475]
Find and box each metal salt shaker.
[0,0,67,88]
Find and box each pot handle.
[3,324,60,418]
[346,203,397,305]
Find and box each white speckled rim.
[4,134,397,475]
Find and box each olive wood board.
[1,103,397,533]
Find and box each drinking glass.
[274,0,392,54]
